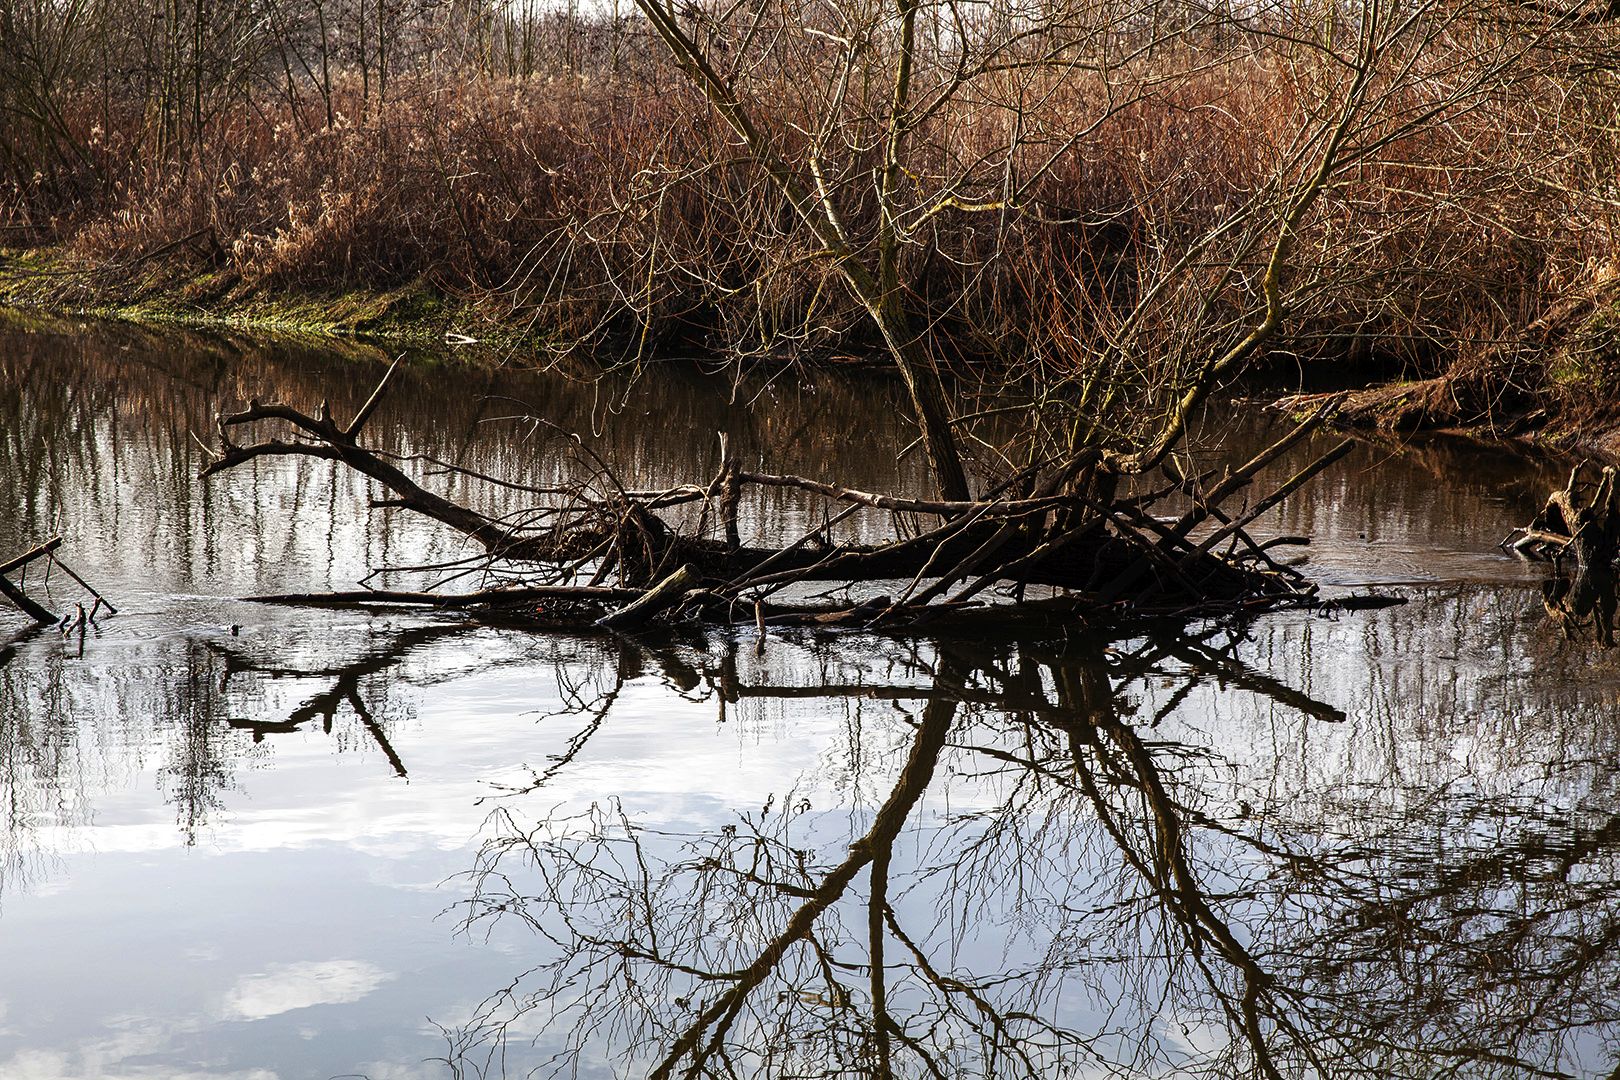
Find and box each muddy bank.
[1277,279,1620,457]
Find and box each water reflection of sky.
[3,315,1620,1078]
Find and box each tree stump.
[1508,464,1620,645]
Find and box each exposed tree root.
[201,364,1365,634]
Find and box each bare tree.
[610,0,1583,502]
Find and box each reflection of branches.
[489,638,715,799]
[0,624,41,670]
[453,629,1620,1079]
[649,661,960,1080]
[456,657,983,1079]
[209,622,467,777]
[1064,690,1311,1079]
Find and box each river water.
[1,312,1615,1079]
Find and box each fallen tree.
[143,0,1587,634]
[200,359,1362,633]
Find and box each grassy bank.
[0,247,538,356]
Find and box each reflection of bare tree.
[0,625,54,898]
[207,622,468,779]
[488,637,710,800]
[0,617,470,874]
[451,631,1620,1079]
[0,309,931,571]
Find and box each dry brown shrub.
[6,14,1618,383]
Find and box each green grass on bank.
[0,247,535,357]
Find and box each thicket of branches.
[3,0,1617,449]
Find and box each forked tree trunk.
[628,0,971,502]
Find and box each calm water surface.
[1,314,1616,1079]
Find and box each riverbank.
[6,13,1617,401]
[0,246,533,354]
[13,238,1620,462]
[1273,275,1620,459]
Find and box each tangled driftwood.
[201,360,1359,633]
[1505,462,1620,645]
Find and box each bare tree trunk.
[629,0,972,502]
[867,292,970,501]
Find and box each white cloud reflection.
[0,1038,277,1080]
[221,960,392,1022]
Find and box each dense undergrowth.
[4,4,1620,439]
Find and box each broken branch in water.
[0,537,115,627]
[246,585,643,609]
[0,537,63,578]
[0,574,53,625]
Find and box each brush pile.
[203,362,1355,634]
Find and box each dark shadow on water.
[1543,564,1620,648]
